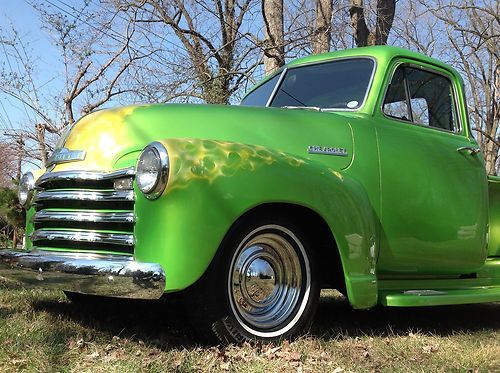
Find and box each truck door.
[375,61,488,275]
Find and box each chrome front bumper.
[0,249,166,299]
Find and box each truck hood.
[52,104,355,172]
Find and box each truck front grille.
[31,168,135,255]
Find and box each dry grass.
[0,282,498,372]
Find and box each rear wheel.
[185,218,319,344]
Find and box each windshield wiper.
[281,106,323,112]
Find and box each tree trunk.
[64,98,75,126]
[374,0,396,45]
[349,0,370,46]
[313,0,333,54]
[349,0,395,47]
[202,76,232,105]
[12,229,17,249]
[262,0,285,75]
[35,123,48,166]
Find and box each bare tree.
[425,0,499,175]
[0,141,17,188]
[0,139,24,248]
[0,2,153,166]
[349,0,396,46]
[312,0,333,53]
[283,0,356,57]
[120,0,261,104]
[36,3,152,126]
[393,0,499,174]
[0,26,57,164]
[389,1,437,55]
[262,0,285,74]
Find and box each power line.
[0,99,13,129]
[52,0,183,65]
[0,41,38,125]
[35,0,180,70]
[87,0,261,72]
[54,0,262,93]
[195,0,262,50]
[86,0,191,56]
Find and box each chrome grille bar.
[34,210,135,224]
[32,167,136,255]
[36,167,135,188]
[34,190,134,203]
[31,229,135,246]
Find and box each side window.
[383,65,458,132]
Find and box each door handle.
[457,146,481,155]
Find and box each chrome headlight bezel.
[136,142,169,200]
[18,172,35,207]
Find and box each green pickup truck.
[1,46,499,344]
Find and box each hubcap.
[229,226,310,336]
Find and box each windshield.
[241,58,375,110]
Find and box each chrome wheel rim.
[228,225,311,337]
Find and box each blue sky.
[0,0,62,131]
[1,0,61,75]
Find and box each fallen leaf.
[11,359,27,365]
[422,345,438,354]
[172,357,183,369]
[217,347,229,361]
[148,348,160,356]
[104,351,121,362]
[85,351,99,360]
[333,368,345,373]
[264,346,282,357]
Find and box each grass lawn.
[0,280,498,372]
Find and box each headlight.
[136,142,169,199]
[18,172,35,206]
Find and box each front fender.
[134,138,377,308]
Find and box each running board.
[379,286,500,307]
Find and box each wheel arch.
[225,202,346,294]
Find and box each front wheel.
[185,219,319,344]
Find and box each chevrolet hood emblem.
[47,148,86,167]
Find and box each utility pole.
[15,135,24,183]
